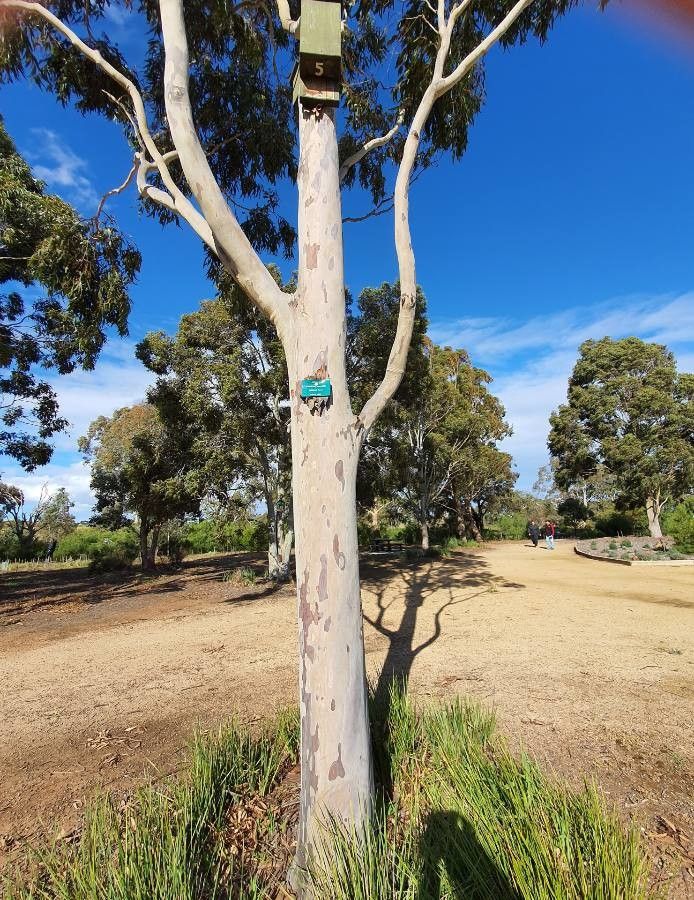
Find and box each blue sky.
[2,1,694,517]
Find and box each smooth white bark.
[287,107,373,882]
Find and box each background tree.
[0,118,140,470]
[548,337,694,539]
[0,480,49,555]
[137,270,294,578]
[360,331,514,548]
[38,486,76,541]
[2,0,584,866]
[80,403,199,569]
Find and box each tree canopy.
[548,336,694,538]
[79,403,199,568]
[0,0,581,250]
[0,118,140,470]
[137,268,294,576]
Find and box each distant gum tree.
[548,337,694,539]
[1,0,586,871]
[79,403,199,570]
[137,270,294,579]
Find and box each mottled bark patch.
[317,554,328,603]
[311,725,320,752]
[323,616,331,632]
[333,534,346,571]
[328,743,345,781]
[299,567,320,661]
[328,256,334,271]
[330,698,335,711]
[305,242,320,270]
[312,350,327,375]
[335,459,344,491]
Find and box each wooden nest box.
[293,0,341,108]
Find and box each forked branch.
[275,0,299,34]
[3,0,292,337]
[358,0,538,434]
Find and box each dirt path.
[1,543,693,894]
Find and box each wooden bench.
[369,538,405,553]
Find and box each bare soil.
[1,542,692,895]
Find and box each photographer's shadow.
[417,809,520,900]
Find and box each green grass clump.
[6,685,650,899]
[5,712,298,900]
[608,541,619,550]
[620,539,632,548]
[221,566,258,585]
[308,683,649,899]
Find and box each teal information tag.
[301,378,332,398]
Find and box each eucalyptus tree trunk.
[267,491,293,579]
[287,105,373,880]
[646,492,664,540]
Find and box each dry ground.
[0,541,692,895]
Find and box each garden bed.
[574,536,694,566]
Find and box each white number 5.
[315,61,324,76]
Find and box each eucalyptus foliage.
[0,119,140,469]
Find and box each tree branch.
[275,0,299,35]
[158,0,291,336]
[339,110,405,183]
[357,0,537,435]
[134,153,216,250]
[94,160,137,222]
[4,0,226,268]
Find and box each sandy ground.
[0,542,692,895]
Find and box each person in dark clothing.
[545,520,556,550]
[45,538,57,561]
[528,520,540,547]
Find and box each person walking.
[528,520,539,547]
[545,520,555,550]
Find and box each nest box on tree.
[293,0,341,108]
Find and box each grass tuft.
[5,684,650,899]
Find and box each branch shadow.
[417,809,520,899]
[361,550,524,793]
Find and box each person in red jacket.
[545,520,556,550]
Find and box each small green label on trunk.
[301,378,332,398]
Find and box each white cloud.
[430,292,694,491]
[28,129,99,212]
[430,292,694,367]
[3,460,94,521]
[2,341,154,517]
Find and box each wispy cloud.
[3,460,94,521]
[28,129,99,212]
[430,292,694,490]
[430,293,694,369]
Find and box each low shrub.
[222,566,259,586]
[608,541,618,550]
[663,497,694,554]
[620,539,632,548]
[594,509,648,538]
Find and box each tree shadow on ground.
[362,550,524,794]
[362,550,524,711]
[417,809,520,900]
[0,551,282,619]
